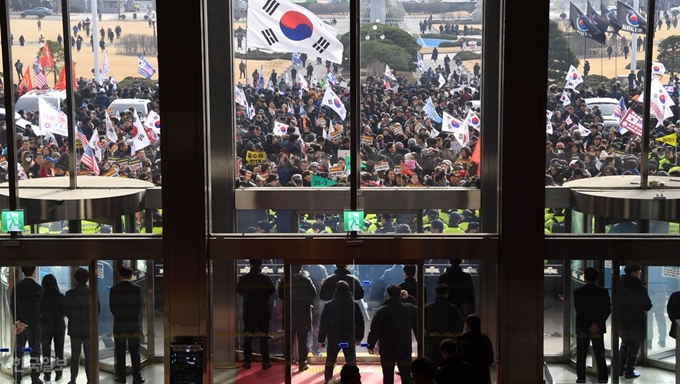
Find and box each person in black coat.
[437,259,475,315]
[367,285,418,384]
[399,265,427,304]
[236,259,276,370]
[618,265,652,379]
[303,264,328,356]
[276,265,317,371]
[425,284,463,366]
[11,266,44,384]
[457,315,494,384]
[64,268,98,384]
[319,265,365,301]
[318,281,364,384]
[573,267,610,383]
[435,339,474,384]
[668,290,680,340]
[40,274,66,382]
[109,267,144,384]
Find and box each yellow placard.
[246,150,266,165]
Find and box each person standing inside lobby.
[618,265,652,379]
[110,267,144,384]
[573,267,610,383]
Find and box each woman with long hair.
[41,274,66,382]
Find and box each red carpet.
[235,363,405,384]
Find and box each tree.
[548,20,579,85]
[657,35,680,77]
[339,23,420,71]
[36,40,65,84]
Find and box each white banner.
[38,97,68,136]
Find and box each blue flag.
[292,52,303,67]
[424,97,442,123]
[417,52,424,72]
[137,54,156,79]
[257,73,265,91]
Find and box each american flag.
[78,127,99,175]
[76,126,89,146]
[33,58,48,89]
[614,97,627,121]
[81,145,100,175]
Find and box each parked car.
[0,108,41,135]
[15,89,67,116]
[583,97,620,129]
[20,7,53,17]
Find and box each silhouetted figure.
[110,267,144,384]
[573,267,610,383]
[277,265,316,371]
[437,259,475,316]
[319,281,364,384]
[11,267,44,384]
[236,259,275,370]
[40,274,66,382]
[65,268,98,384]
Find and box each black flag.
[570,3,606,44]
[588,1,610,35]
[601,2,622,35]
[617,1,646,34]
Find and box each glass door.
[0,264,94,383]
[645,266,679,370]
[568,260,613,370]
[96,259,160,379]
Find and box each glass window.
[545,2,680,236]
[222,0,495,236]
[0,3,161,235]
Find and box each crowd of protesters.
[545,76,680,187]
[234,58,481,191]
[0,77,162,186]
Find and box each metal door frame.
[209,239,499,384]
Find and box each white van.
[108,98,151,118]
[15,89,67,115]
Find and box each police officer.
[425,284,463,366]
[236,259,276,370]
[374,214,395,233]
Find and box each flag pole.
[92,0,100,84]
[615,36,618,79]
[640,0,657,191]
[61,0,78,188]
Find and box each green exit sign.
[343,210,364,232]
[2,210,24,233]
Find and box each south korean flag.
[247,0,344,63]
